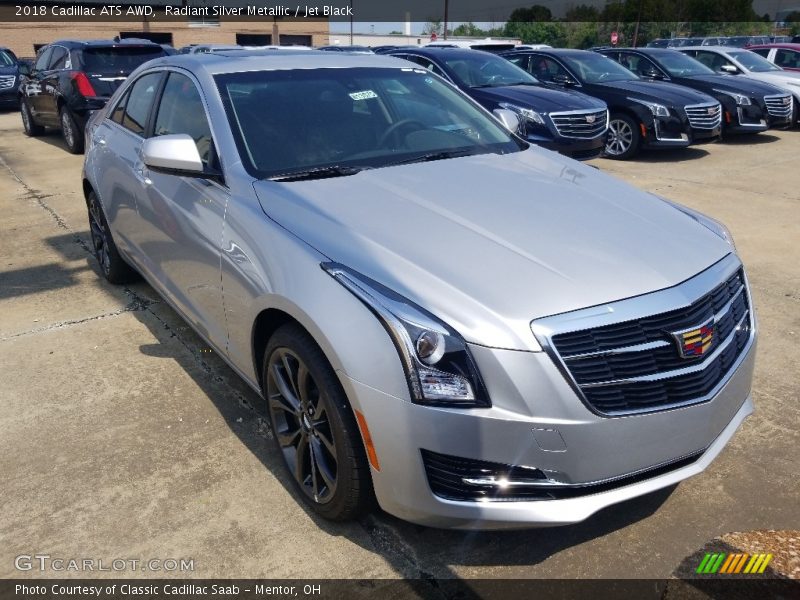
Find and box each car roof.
[49,39,161,48]
[748,43,800,50]
[141,50,417,75]
[388,47,495,59]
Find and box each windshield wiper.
[386,148,482,167]
[268,165,367,182]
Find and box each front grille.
[685,102,722,129]
[0,75,15,90]
[550,269,751,415]
[550,109,608,139]
[421,449,703,502]
[764,94,793,118]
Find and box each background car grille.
[550,270,750,415]
[0,75,15,90]
[763,94,793,118]
[549,109,608,138]
[421,449,703,502]
[684,102,722,129]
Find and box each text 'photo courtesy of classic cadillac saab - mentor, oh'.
[82,50,757,529]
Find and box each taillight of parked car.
[70,72,97,97]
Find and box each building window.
[236,34,272,46]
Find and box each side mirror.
[552,73,576,86]
[719,64,739,74]
[17,62,31,76]
[492,108,521,133]
[142,134,209,176]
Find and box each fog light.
[416,330,446,365]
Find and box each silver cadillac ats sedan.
[83,51,756,529]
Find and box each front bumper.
[640,115,693,150]
[0,88,19,108]
[343,330,755,529]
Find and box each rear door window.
[120,72,162,136]
[82,46,166,74]
[775,49,800,69]
[48,46,68,70]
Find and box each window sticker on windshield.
[349,90,378,101]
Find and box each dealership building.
[0,0,329,57]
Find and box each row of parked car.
[5,38,800,162]
[647,34,800,48]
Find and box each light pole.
[443,0,449,40]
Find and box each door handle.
[134,166,152,186]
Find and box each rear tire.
[263,324,373,521]
[605,113,641,160]
[21,99,44,136]
[60,106,84,154]
[87,191,138,284]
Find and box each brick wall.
[1,19,329,58]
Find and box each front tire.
[21,99,44,136]
[605,113,641,160]
[263,324,372,521]
[87,191,138,284]
[60,106,84,154]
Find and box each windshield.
[728,50,782,72]
[82,46,166,73]
[440,53,539,87]
[657,52,715,76]
[0,50,16,67]
[561,53,639,83]
[215,67,526,180]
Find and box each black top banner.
[0,0,791,23]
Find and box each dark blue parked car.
[387,47,609,160]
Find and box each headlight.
[628,97,670,117]
[658,196,736,250]
[497,102,546,125]
[322,263,490,408]
[713,89,752,106]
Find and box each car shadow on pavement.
[721,133,781,145]
[624,147,710,163]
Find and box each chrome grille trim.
[549,108,608,139]
[579,310,749,389]
[764,94,793,118]
[0,75,15,90]
[531,254,755,417]
[684,101,722,129]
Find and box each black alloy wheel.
[263,324,372,520]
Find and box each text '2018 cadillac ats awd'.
[83,51,756,529]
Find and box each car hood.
[253,149,732,351]
[689,73,788,95]
[595,79,715,104]
[471,84,605,112]
[0,65,17,76]
[739,70,800,91]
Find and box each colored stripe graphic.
[697,552,773,574]
[720,554,736,574]
[757,554,773,573]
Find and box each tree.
[453,22,485,37]
[422,19,442,36]
[508,5,553,23]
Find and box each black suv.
[598,48,791,134]
[18,39,167,153]
[0,47,21,109]
[387,48,609,160]
[501,49,722,159]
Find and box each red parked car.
[748,43,800,72]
